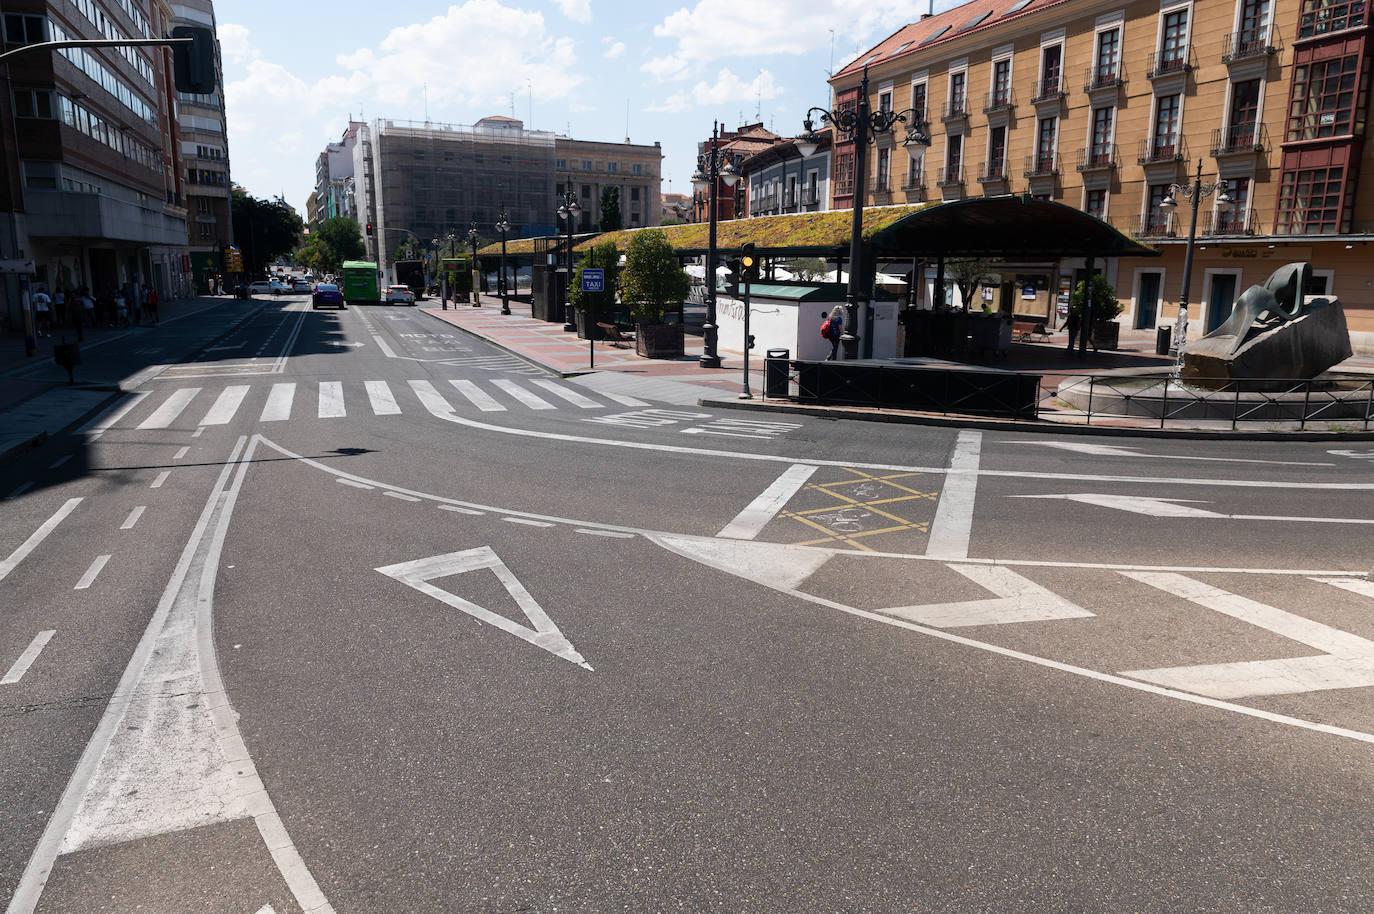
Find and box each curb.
[697,397,1374,441]
[415,307,583,378]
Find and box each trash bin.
[1155,325,1172,355]
[764,348,790,399]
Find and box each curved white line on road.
[404,380,1374,490]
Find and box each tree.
[944,257,996,310]
[1070,274,1124,322]
[620,229,689,323]
[305,217,365,273]
[569,241,620,316]
[787,257,828,282]
[599,186,622,232]
[231,189,303,277]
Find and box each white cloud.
[641,53,690,81]
[216,23,257,65]
[553,0,593,22]
[645,67,782,114]
[602,39,626,59]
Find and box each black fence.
[767,356,1041,418]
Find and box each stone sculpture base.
[1181,300,1352,390]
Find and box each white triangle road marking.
[376,546,591,670]
[879,564,1094,628]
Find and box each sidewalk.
[420,294,1374,437]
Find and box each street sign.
[581,268,604,292]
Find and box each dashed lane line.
[73,554,111,590]
[0,498,82,583]
[120,506,146,530]
[151,471,171,489]
[1,630,56,685]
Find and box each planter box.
[1091,320,1120,351]
[635,321,684,359]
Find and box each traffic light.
[740,242,759,282]
[746,334,756,350]
[725,257,742,296]
[171,26,216,94]
[366,222,373,235]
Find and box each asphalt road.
[3,293,1373,913]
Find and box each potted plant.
[621,229,690,358]
[569,241,620,340]
[1071,274,1124,351]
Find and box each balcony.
[901,174,927,201]
[1221,27,1277,63]
[782,190,795,208]
[1145,47,1193,80]
[1137,135,1186,166]
[1211,122,1268,156]
[1023,153,1060,179]
[978,160,1010,185]
[941,99,969,123]
[1030,74,1065,105]
[800,187,820,206]
[1200,210,1260,236]
[983,89,1015,115]
[1130,214,1176,238]
[1076,145,1118,172]
[937,164,965,187]
[1083,63,1124,93]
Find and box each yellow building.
[832,0,1374,352]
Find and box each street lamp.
[557,191,581,332]
[433,230,456,308]
[467,223,481,307]
[798,65,929,360]
[495,210,512,315]
[690,120,741,369]
[1158,160,1233,362]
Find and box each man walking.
[31,286,52,337]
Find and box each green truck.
[341,261,380,304]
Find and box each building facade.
[834,0,1374,350]
[312,120,362,225]
[554,135,663,232]
[742,133,833,217]
[1,0,194,322]
[691,123,785,222]
[171,0,231,294]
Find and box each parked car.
[291,279,312,292]
[247,280,274,295]
[384,285,416,305]
[312,283,344,310]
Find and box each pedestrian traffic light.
[171,26,216,95]
[725,257,742,295]
[366,222,373,235]
[740,242,759,282]
[746,334,756,350]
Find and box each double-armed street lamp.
[557,191,582,332]
[690,121,741,369]
[432,230,456,308]
[495,210,512,315]
[467,224,481,307]
[1158,160,1233,360]
[797,66,929,359]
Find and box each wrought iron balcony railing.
[1200,210,1260,236]
[1084,62,1124,92]
[983,89,1015,114]
[1024,153,1060,178]
[1130,214,1176,238]
[1076,144,1118,172]
[978,160,1010,183]
[1030,74,1065,104]
[1137,135,1186,165]
[938,164,965,186]
[1146,47,1193,79]
[1221,27,1277,63]
[1210,122,1268,156]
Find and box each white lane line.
[1315,577,1374,599]
[529,378,603,409]
[137,388,201,429]
[48,455,72,469]
[438,505,485,516]
[492,379,555,410]
[151,471,171,489]
[717,464,818,540]
[597,390,651,407]
[173,446,190,460]
[383,491,421,502]
[448,379,505,412]
[79,390,150,440]
[575,528,636,538]
[199,385,251,426]
[1,631,56,685]
[336,478,373,490]
[0,497,83,583]
[5,482,34,500]
[260,382,296,422]
[269,307,308,373]
[192,427,205,438]
[74,554,111,590]
[317,381,345,418]
[371,334,397,358]
[120,506,146,530]
[926,430,982,560]
[504,517,555,527]
[365,380,401,415]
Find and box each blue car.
[312,283,344,310]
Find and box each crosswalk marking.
[492,379,554,410]
[365,380,401,415]
[199,385,250,426]
[450,379,505,412]
[318,381,345,418]
[598,390,650,407]
[529,378,603,409]
[137,387,200,429]
[260,383,295,421]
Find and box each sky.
[217,0,963,216]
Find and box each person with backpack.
[822,305,844,360]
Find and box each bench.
[1012,320,1051,342]
[597,322,635,347]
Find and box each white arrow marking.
[1012,492,1374,524]
[376,547,591,670]
[1010,441,1332,466]
[323,340,365,348]
[1328,449,1374,459]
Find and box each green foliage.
[659,216,685,226]
[787,257,828,281]
[1070,274,1124,320]
[231,189,303,276]
[569,241,620,314]
[299,216,365,274]
[945,257,995,310]
[620,229,689,323]
[599,187,622,232]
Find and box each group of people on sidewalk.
[28,283,160,337]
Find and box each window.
[906,152,923,186]
[911,81,928,121]
[1151,94,1180,157]
[1287,53,1366,140]
[1216,176,1251,232]
[1159,8,1190,71]
[835,152,854,195]
[991,58,1011,106]
[1036,116,1058,168]
[1090,106,1115,160]
[879,89,893,113]
[199,224,213,241]
[949,71,966,113]
[1276,163,1349,233]
[1095,28,1121,83]
[1223,79,1262,150]
[582,160,592,170]
[555,158,567,169]
[1299,0,1366,37]
[197,198,211,214]
[945,133,963,181]
[988,125,1007,175]
[632,163,642,174]
[1147,183,1173,233]
[1085,188,1108,218]
[3,14,48,45]
[876,147,891,191]
[13,89,54,119]
[1039,44,1062,97]
[581,184,591,198]
[607,161,618,172]
[1238,0,1271,48]
[630,187,640,201]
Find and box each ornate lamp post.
[557,191,581,332]
[797,65,929,359]
[432,230,456,308]
[1159,160,1233,362]
[495,210,512,315]
[689,120,740,369]
[467,224,481,306]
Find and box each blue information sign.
[581,268,605,293]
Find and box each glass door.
[1135,272,1162,328]
[1206,273,1238,332]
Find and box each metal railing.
[1129,213,1176,238]
[1067,374,1374,429]
[941,99,969,121]
[978,159,1009,183]
[1076,144,1117,171]
[1084,63,1124,92]
[1024,153,1060,178]
[1137,134,1186,165]
[1031,74,1064,103]
[983,88,1015,113]
[1221,27,1277,63]
[938,164,964,186]
[1199,210,1261,236]
[1146,47,1192,78]
[1211,122,1268,155]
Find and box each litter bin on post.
[764,348,790,399]
[1155,325,1172,355]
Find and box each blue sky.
[217,0,960,216]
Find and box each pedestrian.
[79,287,96,329]
[1065,309,1081,352]
[822,305,844,360]
[114,288,128,328]
[145,286,159,324]
[53,286,66,328]
[31,285,52,336]
[126,284,141,326]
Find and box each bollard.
[1155,325,1172,356]
[764,348,790,399]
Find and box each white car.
[247,280,274,294]
[384,285,416,305]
